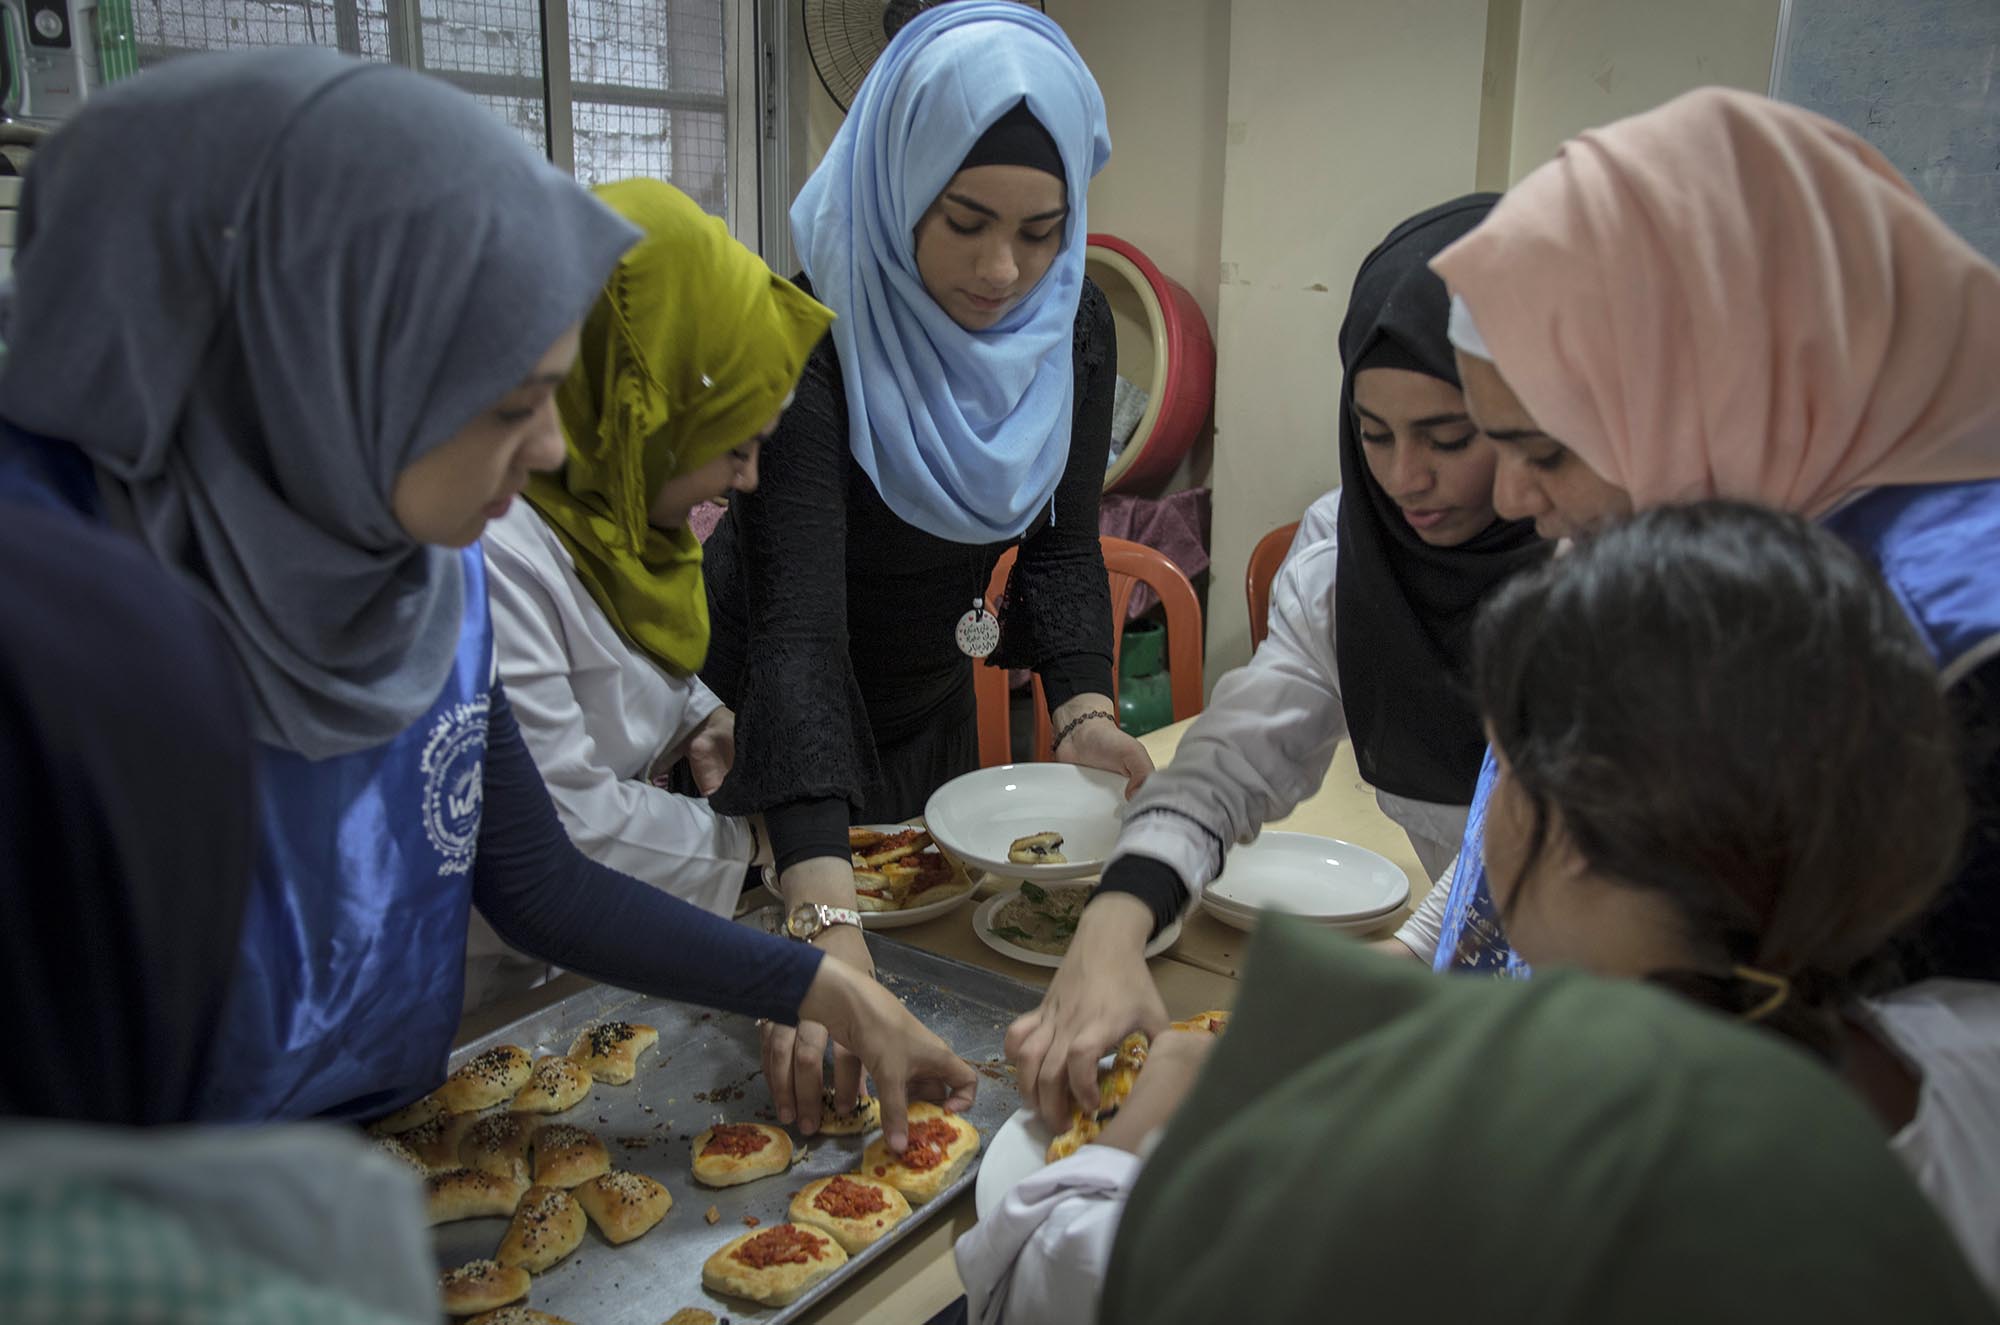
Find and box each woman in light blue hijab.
[701,2,1155,1133]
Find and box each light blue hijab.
[790,1,1110,544]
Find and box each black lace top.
[702,277,1117,867]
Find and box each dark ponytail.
[1472,502,1967,1062]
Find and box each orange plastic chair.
[974,536,1205,767]
[1245,520,1301,652]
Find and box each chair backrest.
[974,536,1205,766]
[1245,520,1300,652]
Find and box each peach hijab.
[1432,88,2000,517]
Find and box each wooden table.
[455,716,1424,1324]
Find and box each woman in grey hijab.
[0,49,977,1144]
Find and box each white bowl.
[972,886,1182,969]
[924,764,1127,882]
[1202,832,1409,923]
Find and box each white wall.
[1508,0,1783,180]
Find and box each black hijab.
[0,503,256,1124]
[1332,195,1547,805]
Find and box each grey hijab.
[0,49,638,757]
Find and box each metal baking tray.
[433,920,1040,1323]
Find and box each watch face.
[787,902,819,938]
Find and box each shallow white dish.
[924,764,1128,882]
[973,885,1182,969]
[1198,901,1403,936]
[976,1107,1057,1220]
[759,825,977,930]
[1202,832,1409,923]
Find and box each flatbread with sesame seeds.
[531,1122,610,1189]
[496,1184,587,1273]
[435,1044,534,1112]
[438,1259,530,1316]
[574,1169,673,1244]
[466,1309,577,1325]
[567,1021,658,1084]
[512,1054,592,1114]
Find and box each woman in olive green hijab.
[474,178,834,1008]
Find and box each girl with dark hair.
[959,502,1999,1318]
[1477,502,1998,1292]
[1008,196,1547,1132]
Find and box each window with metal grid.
[128,0,731,213]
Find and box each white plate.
[973,885,1182,969]
[1197,901,1403,936]
[924,764,1127,881]
[1203,832,1409,922]
[759,826,978,931]
[976,1107,1057,1219]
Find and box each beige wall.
[1204,0,1497,678]
[1508,0,1782,180]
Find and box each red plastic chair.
[1245,520,1300,652]
[974,536,1205,767]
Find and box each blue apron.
[0,428,490,1121]
[1435,478,2000,975]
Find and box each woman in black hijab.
[1008,196,1549,1131]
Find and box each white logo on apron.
[421,695,489,875]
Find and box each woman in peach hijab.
[1426,87,2000,983]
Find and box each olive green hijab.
[1102,922,1996,1325]
[526,179,834,677]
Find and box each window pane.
[569,0,728,212]
[420,0,541,80]
[132,0,350,64]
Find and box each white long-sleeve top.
[465,503,754,1010]
[957,979,2000,1321]
[1112,488,1468,899]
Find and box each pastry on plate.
[853,827,930,867]
[435,1045,533,1113]
[512,1055,592,1114]
[1047,1031,1150,1162]
[661,1310,716,1325]
[1007,831,1066,865]
[574,1169,673,1245]
[496,1184,586,1274]
[700,1223,848,1307]
[424,1168,528,1225]
[691,1122,793,1188]
[788,1174,912,1254]
[460,1112,535,1183]
[567,1021,658,1084]
[850,868,901,911]
[531,1122,610,1189]
[438,1259,529,1317]
[815,1089,881,1136]
[860,1102,980,1205]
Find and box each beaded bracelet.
[1052,708,1117,753]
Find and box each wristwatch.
[784,901,864,943]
